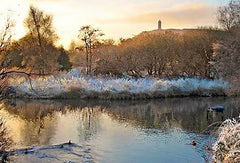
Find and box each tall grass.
[9,69,229,99]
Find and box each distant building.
[158,20,161,30]
[144,20,199,35]
[137,20,217,40]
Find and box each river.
[0,97,239,163]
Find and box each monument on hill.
[158,20,162,30]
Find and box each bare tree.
[214,0,240,94]
[218,0,240,31]
[0,17,14,50]
[22,6,59,75]
[0,17,16,97]
[0,17,15,69]
[78,25,104,74]
[25,6,58,47]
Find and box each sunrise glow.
[0,0,229,47]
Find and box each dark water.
[1,97,240,163]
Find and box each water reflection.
[0,97,240,162]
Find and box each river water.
[0,97,240,163]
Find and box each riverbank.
[9,69,229,99]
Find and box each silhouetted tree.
[78,25,104,74]
[22,5,59,74]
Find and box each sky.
[0,0,229,48]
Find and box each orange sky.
[0,0,228,48]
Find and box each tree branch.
[0,70,51,79]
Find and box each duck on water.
[207,106,225,112]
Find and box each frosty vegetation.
[9,69,229,99]
[213,117,240,162]
[7,142,94,163]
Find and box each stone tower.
[158,20,162,30]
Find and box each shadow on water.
[0,97,240,162]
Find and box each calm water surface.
[1,97,240,163]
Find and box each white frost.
[213,117,240,162]
[9,68,229,98]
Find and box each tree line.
[90,29,225,78]
[69,0,240,82]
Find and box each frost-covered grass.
[213,117,240,163]
[9,69,229,99]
